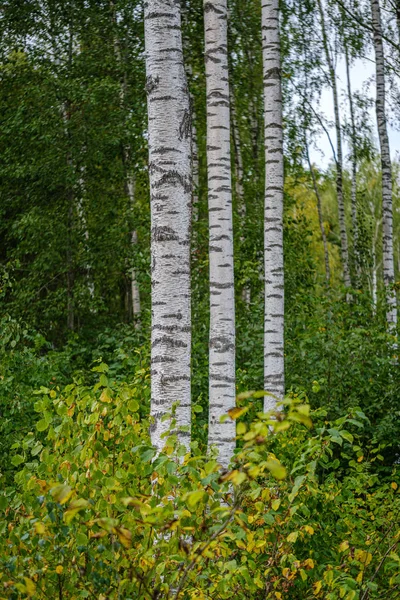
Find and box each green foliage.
[1,374,399,599]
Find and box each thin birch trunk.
[144,0,192,453]
[317,0,351,289]
[110,0,142,325]
[231,92,250,305]
[262,0,284,410]
[181,1,200,228]
[370,0,398,329]
[204,0,236,467]
[305,136,330,286]
[344,43,361,283]
[124,170,141,324]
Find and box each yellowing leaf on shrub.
[354,549,372,567]
[186,490,206,509]
[304,525,314,535]
[55,565,63,575]
[34,522,46,535]
[356,571,363,583]
[391,482,398,491]
[313,580,322,595]
[346,591,356,600]
[50,484,73,505]
[228,407,248,420]
[264,459,286,480]
[339,540,349,552]
[64,498,90,524]
[23,578,36,597]
[115,527,132,549]
[304,558,315,569]
[100,388,113,403]
[271,499,281,511]
[237,422,247,435]
[228,470,247,486]
[287,531,299,543]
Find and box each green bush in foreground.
[0,368,399,599]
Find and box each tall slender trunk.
[111,0,141,325]
[204,0,236,467]
[317,0,351,289]
[231,92,250,305]
[144,0,192,453]
[344,43,360,282]
[124,169,141,324]
[305,137,330,286]
[370,0,397,329]
[262,0,284,410]
[395,0,400,46]
[181,1,200,229]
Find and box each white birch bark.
[317,0,351,289]
[370,0,398,329]
[344,44,361,283]
[305,137,330,286]
[124,170,142,324]
[204,0,236,468]
[262,0,284,410]
[231,93,250,305]
[144,0,192,453]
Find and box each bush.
[1,371,399,599]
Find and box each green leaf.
[128,399,139,412]
[0,495,8,511]
[11,454,24,466]
[36,419,49,432]
[186,490,206,509]
[50,484,73,505]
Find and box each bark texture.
[305,137,330,286]
[262,0,284,410]
[144,0,192,453]
[204,0,236,467]
[317,0,351,289]
[370,0,397,329]
[344,44,360,282]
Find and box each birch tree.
[204,0,236,467]
[144,0,192,453]
[370,0,398,329]
[317,0,351,289]
[262,0,284,410]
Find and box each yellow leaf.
[34,522,46,534]
[100,389,113,403]
[50,484,73,505]
[186,490,206,509]
[55,565,63,575]
[391,482,398,491]
[115,527,132,549]
[271,499,281,511]
[356,571,363,583]
[313,580,322,595]
[287,531,299,543]
[275,594,282,599]
[264,459,287,480]
[237,422,247,435]
[304,558,315,569]
[228,407,249,420]
[23,578,36,597]
[354,549,372,566]
[346,592,356,600]
[304,525,314,535]
[64,498,90,524]
[357,455,364,463]
[339,540,349,552]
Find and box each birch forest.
[1,0,400,598]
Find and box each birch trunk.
[144,0,192,454]
[305,137,330,286]
[344,44,361,282]
[110,0,142,325]
[204,0,236,467]
[262,0,284,410]
[231,92,250,305]
[124,169,141,325]
[370,0,398,329]
[317,0,351,289]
